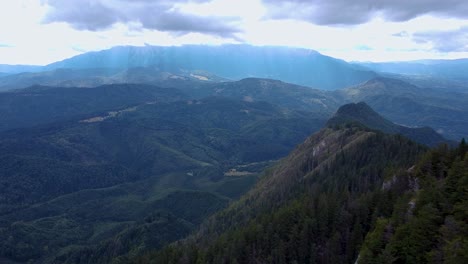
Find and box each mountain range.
[0,44,467,263]
[357,59,468,81]
[0,44,466,141]
[3,74,466,141]
[0,83,327,263]
[144,107,467,264]
[0,45,376,90]
[0,91,454,263]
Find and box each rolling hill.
[0,83,186,132]
[0,94,326,263]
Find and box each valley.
[0,44,467,264]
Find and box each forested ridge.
[0,79,466,263]
[137,123,466,264]
[359,139,468,263]
[0,90,325,263]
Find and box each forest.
[139,129,467,264]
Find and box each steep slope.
[327,102,446,146]
[44,44,377,90]
[359,141,468,263]
[337,77,468,140]
[140,124,427,264]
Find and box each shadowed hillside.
[327,102,447,146]
[139,122,427,264]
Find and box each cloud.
[41,0,241,38]
[355,45,372,51]
[392,31,409,37]
[262,0,468,25]
[413,27,468,52]
[0,43,14,48]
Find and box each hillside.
[337,77,468,140]
[141,124,428,264]
[3,72,466,142]
[0,96,324,211]
[0,83,185,132]
[2,2,468,263]
[141,130,468,264]
[183,78,340,114]
[327,102,446,146]
[358,141,468,263]
[0,96,326,263]
[0,75,465,263]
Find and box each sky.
[1,0,468,65]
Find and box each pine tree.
[459,138,467,158]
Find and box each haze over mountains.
[357,59,468,81]
[1,45,377,90]
[0,44,467,263]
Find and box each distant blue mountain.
[44,45,377,90]
[356,59,468,81]
[0,64,42,74]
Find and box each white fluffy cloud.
[1,0,468,65]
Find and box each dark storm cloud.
[413,27,468,52]
[262,0,468,25]
[41,0,241,38]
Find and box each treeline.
[359,139,468,263]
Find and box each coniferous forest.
[140,134,468,264]
[1,7,468,262]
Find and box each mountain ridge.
[356,59,468,81]
[327,102,447,146]
[337,77,468,140]
[140,122,427,264]
[41,44,377,90]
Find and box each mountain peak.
[360,76,419,90]
[335,102,375,116]
[327,102,397,133]
[328,102,446,146]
